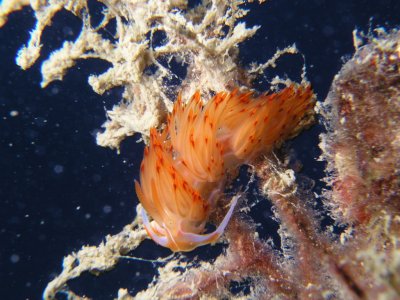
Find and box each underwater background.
[1,0,399,299]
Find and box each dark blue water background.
[0,0,399,299]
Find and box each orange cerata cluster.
[135,84,315,251]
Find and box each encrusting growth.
[135,83,315,251]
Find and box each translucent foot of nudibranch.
[140,195,239,252]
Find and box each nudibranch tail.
[219,84,315,161]
[135,84,315,252]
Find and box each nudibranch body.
[135,84,315,251]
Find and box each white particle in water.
[51,86,60,95]
[53,164,64,174]
[9,110,19,117]
[10,254,20,263]
[103,205,112,214]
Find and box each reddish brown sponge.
[320,31,400,225]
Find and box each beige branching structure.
[0,0,277,150]
[1,0,399,299]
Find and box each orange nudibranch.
[135,83,315,251]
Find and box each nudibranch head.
[134,127,239,252]
[135,84,315,252]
